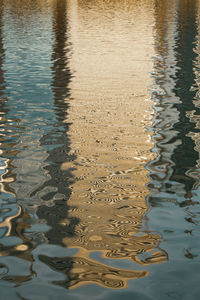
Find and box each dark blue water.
[0,0,200,299]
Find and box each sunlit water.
[0,0,200,299]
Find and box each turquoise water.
[0,0,200,299]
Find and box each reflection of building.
[39,254,147,289]
[36,0,167,289]
[0,0,168,290]
[148,0,181,202]
[149,0,200,203]
[170,0,200,197]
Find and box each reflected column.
[171,0,200,197]
[187,1,200,190]
[149,0,200,204]
[36,0,78,245]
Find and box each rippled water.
[0,0,200,299]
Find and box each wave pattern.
[0,0,170,295]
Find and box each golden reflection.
[39,253,148,289]
[45,0,168,289]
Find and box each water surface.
[0,0,200,299]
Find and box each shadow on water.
[148,0,200,207]
[29,0,83,287]
[35,0,79,245]
[171,1,200,197]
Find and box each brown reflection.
[38,0,167,290]
[39,254,147,289]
